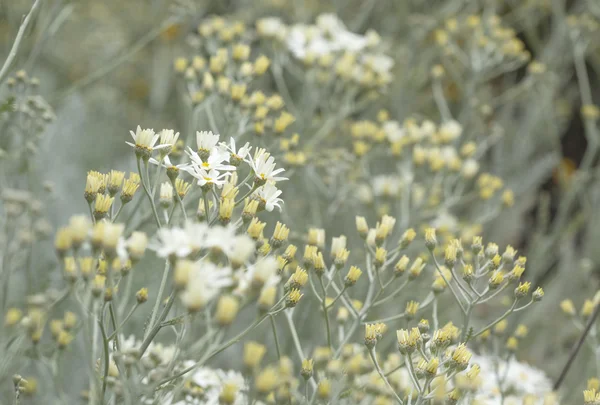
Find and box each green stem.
[368,348,404,404]
[0,0,41,84]
[137,158,162,228]
[139,290,176,357]
[158,310,279,387]
[319,276,333,349]
[473,300,518,337]
[99,318,110,399]
[430,254,467,314]
[112,203,125,222]
[108,304,140,341]
[269,314,281,359]
[234,182,259,206]
[144,260,170,340]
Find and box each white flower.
[462,159,480,179]
[383,121,405,143]
[235,256,280,294]
[149,155,189,172]
[184,221,209,251]
[363,53,394,76]
[439,120,463,140]
[186,147,235,173]
[418,120,437,139]
[330,236,347,258]
[372,175,402,197]
[221,137,252,160]
[246,151,287,183]
[253,182,284,211]
[196,130,220,151]
[126,126,167,151]
[158,129,180,148]
[256,17,287,40]
[160,182,173,202]
[126,231,148,260]
[431,210,459,233]
[150,227,191,258]
[229,234,256,265]
[180,261,233,311]
[470,354,553,405]
[189,167,230,188]
[203,224,238,255]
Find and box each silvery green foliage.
[0,0,599,404]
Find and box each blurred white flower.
[462,159,480,179]
[373,175,402,197]
[471,354,553,404]
[150,227,191,258]
[256,17,287,40]
[180,261,233,311]
[383,120,405,143]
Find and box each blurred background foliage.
[1,0,600,402]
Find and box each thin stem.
[325,286,347,309]
[112,203,125,222]
[269,314,281,359]
[319,276,333,349]
[234,182,259,206]
[144,260,170,340]
[0,0,42,84]
[405,353,422,393]
[99,318,110,399]
[473,300,518,337]
[202,190,212,225]
[373,280,409,307]
[139,290,176,357]
[368,348,404,404]
[108,303,140,341]
[430,254,467,314]
[158,310,279,387]
[137,158,162,228]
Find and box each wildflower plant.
[2,1,600,404]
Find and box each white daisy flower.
[184,221,209,252]
[246,151,287,184]
[180,261,233,311]
[235,256,280,295]
[221,137,252,161]
[149,155,190,173]
[186,147,235,173]
[158,129,180,148]
[253,182,284,212]
[470,353,553,405]
[203,224,238,255]
[150,227,191,258]
[188,167,231,188]
[196,130,220,152]
[126,126,159,149]
[126,126,169,159]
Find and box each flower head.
[246,150,287,185]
